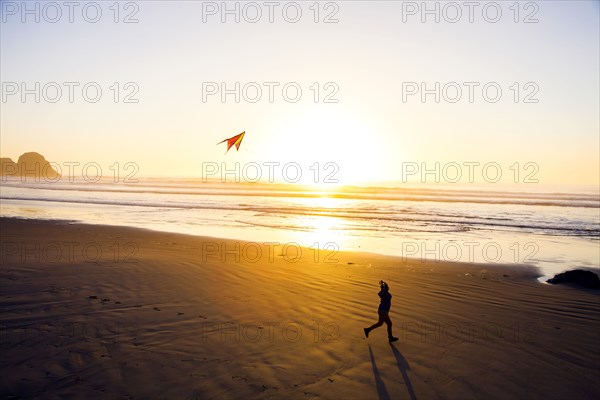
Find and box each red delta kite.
[217,131,246,154]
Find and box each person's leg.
[367,314,384,331]
[383,314,393,337]
[365,314,384,337]
[383,314,398,342]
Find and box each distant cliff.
[1,152,60,179]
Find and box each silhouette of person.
[364,280,398,342]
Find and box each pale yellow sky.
[1,1,598,186]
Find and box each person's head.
[379,280,389,291]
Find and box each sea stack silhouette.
[0,152,60,179]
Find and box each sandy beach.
[0,217,598,399]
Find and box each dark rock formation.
[0,152,60,179]
[0,157,18,176]
[547,269,600,289]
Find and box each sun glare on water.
[291,195,349,247]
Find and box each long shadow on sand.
[390,343,417,400]
[368,345,390,400]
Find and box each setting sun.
[260,106,394,185]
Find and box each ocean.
[1,177,598,280]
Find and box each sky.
[1,0,599,186]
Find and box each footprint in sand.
[249,384,278,392]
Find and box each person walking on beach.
[364,280,398,342]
